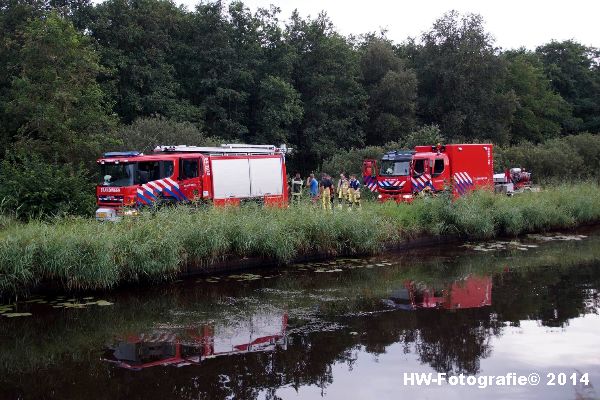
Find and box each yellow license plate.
[97,212,107,219]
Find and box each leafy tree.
[254,75,302,145]
[4,11,116,164]
[171,1,234,136]
[286,12,368,171]
[88,0,201,123]
[503,50,572,143]
[0,0,93,155]
[405,11,517,144]
[404,124,444,148]
[360,37,417,145]
[536,40,600,133]
[173,2,298,141]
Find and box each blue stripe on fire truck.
[136,178,189,205]
[166,178,187,201]
[453,172,473,195]
[136,189,153,205]
[411,174,433,192]
[363,176,379,192]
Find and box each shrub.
[320,124,443,176]
[0,152,96,220]
[115,116,223,153]
[495,133,600,181]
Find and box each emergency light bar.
[382,150,415,161]
[103,151,142,158]
[221,144,276,149]
[153,144,290,155]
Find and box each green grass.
[1,182,600,297]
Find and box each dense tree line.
[0,0,599,217]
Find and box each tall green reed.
[1,182,599,297]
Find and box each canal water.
[1,229,600,399]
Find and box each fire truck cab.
[96,144,289,221]
[363,144,494,202]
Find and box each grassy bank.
[1,182,600,297]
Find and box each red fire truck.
[96,144,289,221]
[363,144,494,202]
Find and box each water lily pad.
[83,297,94,300]
[60,303,86,308]
[3,312,32,318]
[473,247,493,252]
[95,300,114,306]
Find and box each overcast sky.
[175,0,599,50]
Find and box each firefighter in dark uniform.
[291,173,303,204]
[320,173,333,211]
[348,174,361,207]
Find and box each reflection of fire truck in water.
[95,144,289,221]
[102,312,288,370]
[384,275,492,310]
[363,144,532,202]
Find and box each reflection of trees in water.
[414,309,499,375]
[493,263,600,328]
[338,306,500,376]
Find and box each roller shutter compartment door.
[211,158,251,198]
[249,157,283,196]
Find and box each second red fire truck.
[363,143,502,202]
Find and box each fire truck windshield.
[100,161,174,186]
[100,163,134,186]
[380,160,410,176]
